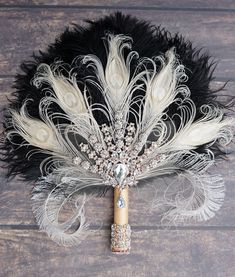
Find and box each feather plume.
[104,34,132,99]
[156,103,235,152]
[144,48,188,117]
[9,102,63,153]
[83,34,142,123]
[161,172,225,223]
[172,117,234,149]
[33,64,88,118]
[32,177,88,246]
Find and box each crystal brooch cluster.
[73,113,166,189]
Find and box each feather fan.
[1,12,234,253]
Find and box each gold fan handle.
[111,186,131,254]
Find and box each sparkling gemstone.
[116,140,124,148]
[113,163,129,185]
[117,194,125,208]
[80,143,89,152]
[94,143,103,152]
[127,124,135,132]
[118,152,125,159]
[89,135,97,144]
[106,162,113,171]
[111,152,118,158]
[73,156,81,165]
[108,144,115,151]
[125,136,132,143]
[115,129,125,137]
[101,124,109,132]
[133,169,140,176]
[115,121,122,130]
[96,158,103,166]
[104,135,112,142]
[88,151,96,159]
[100,150,109,158]
[81,161,90,170]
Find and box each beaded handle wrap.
[111,187,131,254]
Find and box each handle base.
[111,223,131,254]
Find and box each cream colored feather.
[172,117,234,150]
[10,105,62,153]
[33,64,88,118]
[144,48,187,116]
[105,35,131,100]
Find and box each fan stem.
[111,186,131,254]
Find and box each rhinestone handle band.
[111,223,131,253]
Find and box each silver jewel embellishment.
[113,163,129,185]
[81,161,90,170]
[77,122,167,188]
[117,194,125,208]
[73,156,81,165]
[111,223,131,253]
